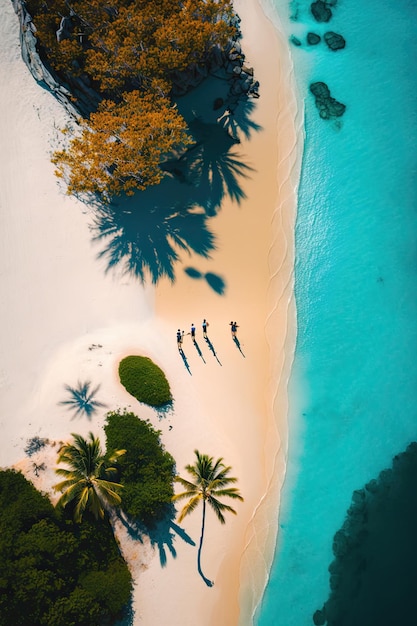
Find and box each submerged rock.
[309,81,346,120]
[324,31,346,50]
[307,32,321,45]
[311,1,332,22]
[290,35,302,47]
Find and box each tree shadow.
[218,98,262,141]
[117,505,195,568]
[233,336,246,358]
[88,86,259,284]
[205,337,222,366]
[164,116,254,217]
[205,272,226,294]
[90,181,215,283]
[184,266,203,279]
[183,266,226,295]
[59,381,106,418]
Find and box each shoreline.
[0,0,303,624]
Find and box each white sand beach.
[0,0,301,623]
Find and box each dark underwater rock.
[324,31,346,50]
[314,442,417,626]
[311,1,332,22]
[307,32,321,45]
[290,35,302,46]
[313,609,326,625]
[309,81,346,119]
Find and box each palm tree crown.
[173,449,244,523]
[54,432,125,522]
[173,450,243,585]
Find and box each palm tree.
[172,450,244,586]
[54,432,125,523]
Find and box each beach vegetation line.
[0,468,132,625]
[119,355,172,407]
[105,410,176,526]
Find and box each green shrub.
[105,410,175,525]
[0,470,132,626]
[119,355,172,407]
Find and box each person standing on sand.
[230,321,239,338]
[177,329,182,349]
[202,319,209,338]
[191,323,196,342]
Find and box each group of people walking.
[176,319,239,349]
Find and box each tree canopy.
[54,432,126,522]
[25,0,239,199]
[105,410,175,525]
[0,469,131,626]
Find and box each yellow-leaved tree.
[53,91,193,198]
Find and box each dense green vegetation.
[54,431,126,522]
[105,410,175,525]
[24,0,238,198]
[119,355,172,407]
[0,469,132,626]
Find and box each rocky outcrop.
[309,82,346,119]
[12,0,101,117]
[307,32,321,45]
[290,35,302,47]
[12,0,259,119]
[324,31,346,50]
[311,1,333,22]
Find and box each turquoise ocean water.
[256,0,417,624]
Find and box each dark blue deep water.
[256,0,417,624]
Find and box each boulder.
[324,31,346,50]
[56,16,73,43]
[307,32,321,45]
[309,81,346,119]
[290,35,302,47]
[311,1,332,22]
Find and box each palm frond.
[177,494,202,523]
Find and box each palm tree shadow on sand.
[184,266,226,295]
[59,381,107,419]
[90,94,259,284]
[116,505,195,568]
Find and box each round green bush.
[118,356,172,407]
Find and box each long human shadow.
[178,348,192,375]
[117,505,195,568]
[205,337,222,366]
[192,340,206,364]
[233,336,246,358]
[59,381,106,419]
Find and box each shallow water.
[256,0,417,624]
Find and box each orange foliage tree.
[52,91,193,198]
[25,0,237,197]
